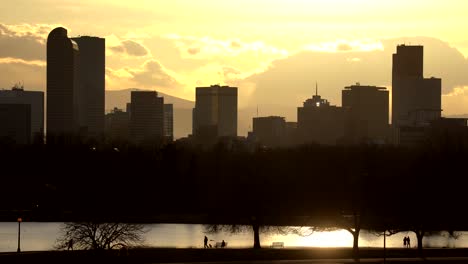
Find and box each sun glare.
[267,229,353,248]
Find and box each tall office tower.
[192,85,237,139]
[47,27,80,137]
[130,91,164,143]
[342,84,389,143]
[0,85,44,141]
[72,36,105,137]
[392,45,441,127]
[163,104,174,141]
[252,116,286,148]
[297,85,346,145]
[0,104,31,144]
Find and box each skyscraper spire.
[315,82,318,96]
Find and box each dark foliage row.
[0,139,466,236]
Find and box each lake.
[0,223,466,252]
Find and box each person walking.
[407,236,411,248]
[403,236,407,248]
[204,236,209,248]
[67,238,74,251]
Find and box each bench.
[215,242,228,248]
[271,242,284,248]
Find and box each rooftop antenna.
[256,105,259,117]
[315,82,318,96]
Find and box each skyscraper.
[0,85,44,141]
[130,91,164,143]
[392,45,441,128]
[193,85,237,140]
[47,27,80,137]
[164,104,174,141]
[72,36,105,137]
[297,85,346,145]
[342,84,389,143]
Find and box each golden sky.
[1,0,468,120]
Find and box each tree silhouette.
[55,222,147,251]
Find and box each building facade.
[392,45,441,128]
[297,91,346,145]
[105,107,129,140]
[0,86,44,141]
[342,84,389,144]
[0,104,31,144]
[252,116,286,148]
[193,85,237,140]
[164,104,174,141]
[72,36,105,137]
[130,91,164,143]
[47,27,80,137]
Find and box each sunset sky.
[1,0,468,122]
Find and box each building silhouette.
[130,91,164,143]
[0,104,31,144]
[0,85,44,142]
[399,118,468,147]
[192,85,237,142]
[392,45,441,128]
[297,85,346,145]
[105,107,129,141]
[342,83,389,144]
[47,27,80,137]
[164,104,174,141]
[252,116,286,148]
[71,36,105,138]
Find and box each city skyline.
[1,1,468,121]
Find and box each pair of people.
[403,236,411,248]
[204,236,226,248]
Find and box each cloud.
[0,23,59,61]
[164,34,288,59]
[0,58,45,90]
[109,40,149,57]
[442,86,468,116]
[187,47,200,55]
[0,57,46,67]
[106,59,182,90]
[337,43,353,51]
[130,60,180,88]
[304,39,384,53]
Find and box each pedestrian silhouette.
[221,240,226,248]
[67,238,74,251]
[204,236,208,248]
[407,236,411,248]
[403,236,407,248]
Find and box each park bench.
[271,242,284,248]
[215,242,228,248]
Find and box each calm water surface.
[0,223,466,252]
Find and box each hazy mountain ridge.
[105,88,194,111]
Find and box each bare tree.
[55,222,147,251]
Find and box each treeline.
[0,140,467,244]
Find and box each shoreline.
[2,247,468,263]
